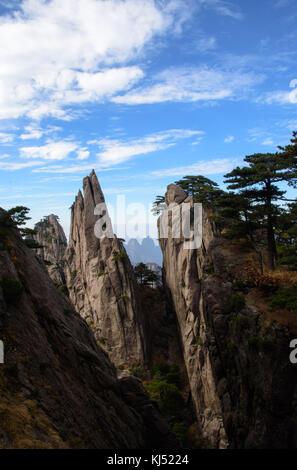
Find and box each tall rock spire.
[65,170,147,367]
[33,214,67,286]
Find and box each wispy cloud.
[274,0,291,8]
[0,132,14,143]
[20,124,62,140]
[0,160,44,170]
[96,129,205,165]
[259,79,297,105]
[196,36,217,52]
[197,0,243,19]
[20,125,44,140]
[224,135,234,143]
[20,141,78,160]
[32,164,117,174]
[261,137,275,146]
[151,158,238,177]
[113,66,264,105]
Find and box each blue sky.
[0,0,296,238]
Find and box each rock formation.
[0,210,178,449]
[158,184,297,449]
[64,170,147,368]
[33,214,67,286]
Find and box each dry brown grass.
[0,370,67,449]
[268,269,297,287]
[247,289,297,335]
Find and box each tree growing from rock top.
[224,149,297,270]
[174,175,224,205]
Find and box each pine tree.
[152,195,166,216]
[225,151,296,270]
[174,175,224,205]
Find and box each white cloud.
[262,89,297,105]
[20,141,78,160]
[20,124,62,140]
[32,163,115,174]
[151,158,238,177]
[0,0,183,120]
[283,119,297,131]
[113,66,264,105]
[29,128,204,172]
[274,0,291,7]
[96,129,205,165]
[224,135,234,143]
[289,79,297,88]
[260,80,297,105]
[77,149,90,160]
[0,160,44,170]
[20,125,43,140]
[197,0,243,19]
[261,138,275,146]
[0,132,14,143]
[196,36,217,52]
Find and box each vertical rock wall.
[158,184,227,448]
[64,170,147,368]
[158,184,297,449]
[34,214,67,286]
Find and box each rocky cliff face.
[33,214,67,286]
[64,170,147,368]
[0,211,177,449]
[159,184,297,449]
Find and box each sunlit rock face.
[64,170,147,368]
[34,214,67,286]
[159,184,297,449]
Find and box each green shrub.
[98,336,106,346]
[268,286,297,313]
[152,363,182,388]
[116,295,129,302]
[57,285,68,295]
[1,277,24,304]
[172,422,187,442]
[129,365,145,379]
[230,293,245,312]
[226,341,238,353]
[232,280,246,291]
[44,260,53,266]
[112,250,127,262]
[204,263,214,274]
[143,363,185,443]
[248,336,263,351]
[97,271,106,278]
[232,314,249,330]
[24,239,43,249]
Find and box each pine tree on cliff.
[276,202,297,269]
[174,175,224,205]
[278,130,297,192]
[224,149,297,270]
